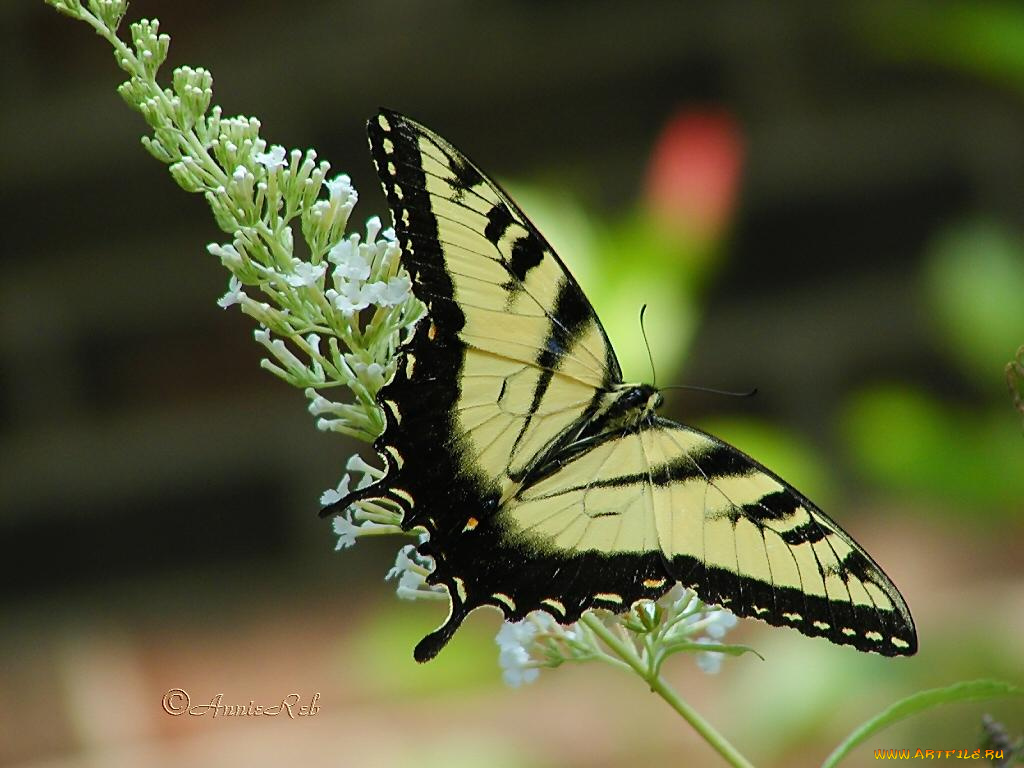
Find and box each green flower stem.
[580,613,755,768]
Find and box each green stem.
[580,613,756,768]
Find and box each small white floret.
[695,638,725,675]
[285,260,326,288]
[254,145,287,170]
[330,280,371,314]
[325,174,354,202]
[320,475,351,507]
[216,276,245,308]
[365,216,382,244]
[387,544,420,582]
[346,454,382,488]
[498,645,539,687]
[379,275,412,306]
[331,514,359,550]
[329,241,371,282]
[704,609,738,640]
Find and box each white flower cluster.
[385,543,448,601]
[322,453,407,548]
[203,144,423,442]
[497,585,740,686]
[324,216,412,316]
[206,168,422,444]
[496,613,584,687]
[49,1,424,449]
[496,620,543,687]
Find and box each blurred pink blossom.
[644,109,743,242]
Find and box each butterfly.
[322,109,917,662]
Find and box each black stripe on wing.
[653,422,917,657]
[369,109,623,383]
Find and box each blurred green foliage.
[842,385,1024,512]
[1008,346,1024,422]
[821,680,1024,768]
[842,218,1024,513]
[351,600,500,696]
[590,212,705,384]
[860,1,1024,91]
[924,221,1024,390]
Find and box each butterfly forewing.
[369,111,620,484]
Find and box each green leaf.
[821,679,1024,768]
[652,640,762,679]
[662,641,762,659]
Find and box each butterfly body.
[324,110,917,663]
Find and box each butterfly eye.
[623,387,646,409]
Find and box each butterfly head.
[640,384,664,420]
[609,383,663,428]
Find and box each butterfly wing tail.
[413,599,471,662]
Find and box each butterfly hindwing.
[324,110,917,662]
[506,420,916,654]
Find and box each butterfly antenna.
[661,383,759,398]
[637,304,754,398]
[639,304,656,387]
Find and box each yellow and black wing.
[506,420,916,656]
[322,110,916,662]
[371,109,621,488]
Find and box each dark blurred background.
[3,1,1023,766]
